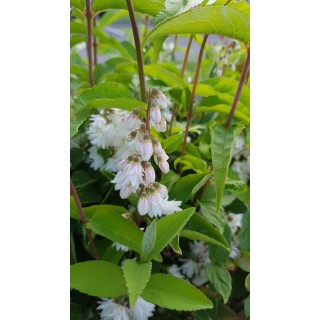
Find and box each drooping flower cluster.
[97,296,155,320]
[231,135,250,182]
[226,212,243,259]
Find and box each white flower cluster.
[97,296,155,320]
[167,241,211,287]
[226,212,243,259]
[231,135,250,182]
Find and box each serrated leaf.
[143,208,195,261]
[142,274,213,310]
[92,0,165,16]
[170,173,211,203]
[123,260,152,307]
[70,261,127,298]
[70,107,93,138]
[72,82,133,109]
[210,123,236,210]
[144,6,250,46]
[141,220,157,260]
[183,213,229,250]
[87,210,143,253]
[205,263,231,303]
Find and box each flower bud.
[120,183,133,199]
[155,155,169,173]
[136,133,153,161]
[150,103,162,123]
[138,192,149,215]
[151,88,168,109]
[154,117,166,132]
[145,162,155,185]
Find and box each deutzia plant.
[70,0,250,319]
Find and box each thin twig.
[126,0,146,103]
[168,35,193,136]
[180,34,209,168]
[70,181,100,260]
[85,0,94,87]
[225,47,250,128]
[143,15,149,39]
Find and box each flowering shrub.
[70,0,250,319]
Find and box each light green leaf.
[184,213,229,250]
[123,260,152,307]
[169,234,182,255]
[245,274,250,290]
[160,170,180,192]
[102,244,124,264]
[141,220,157,261]
[70,107,92,138]
[170,173,211,203]
[71,0,84,11]
[83,98,147,111]
[142,274,213,310]
[70,261,127,298]
[210,123,236,210]
[205,263,232,303]
[174,155,208,174]
[70,196,78,220]
[72,82,133,109]
[83,205,127,219]
[96,9,128,30]
[199,200,225,232]
[144,6,250,46]
[143,208,195,261]
[162,134,184,154]
[234,252,250,272]
[92,0,165,16]
[87,210,143,253]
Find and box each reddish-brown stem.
[70,181,100,260]
[168,35,193,136]
[93,17,98,66]
[171,35,179,61]
[179,35,208,172]
[126,0,146,103]
[85,0,94,87]
[143,15,149,38]
[225,47,250,128]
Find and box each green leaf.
[143,208,195,261]
[244,295,250,317]
[144,6,250,46]
[162,134,184,154]
[160,170,180,192]
[82,98,147,111]
[72,82,133,109]
[183,213,229,250]
[102,244,124,264]
[70,107,92,138]
[92,0,165,16]
[142,274,213,310]
[71,0,84,11]
[123,260,152,307]
[170,173,211,203]
[87,210,143,253]
[199,200,225,232]
[70,261,127,298]
[174,155,208,174]
[141,220,157,261]
[169,234,182,255]
[210,123,236,210]
[234,251,250,272]
[245,274,250,290]
[205,263,232,303]
[70,196,78,220]
[83,204,127,219]
[239,211,250,252]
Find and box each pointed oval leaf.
[205,263,232,303]
[87,210,144,253]
[143,208,195,261]
[141,220,157,261]
[123,260,152,307]
[144,6,250,46]
[210,123,236,210]
[70,261,127,298]
[142,274,213,311]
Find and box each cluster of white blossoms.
[231,135,250,183]
[97,296,155,320]
[167,241,211,287]
[226,212,243,259]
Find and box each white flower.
[151,88,168,109]
[132,296,155,320]
[160,197,182,215]
[88,146,105,170]
[180,259,201,278]
[135,133,153,161]
[231,158,250,182]
[120,108,142,131]
[144,162,155,185]
[192,268,208,286]
[229,244,240,259]
[105,156,119,173]
[190,241,210,263]
[112,242,129,252]
[150,102,162,123]
[119,183,133,199]
[168,264,184,279]
[97,299,131,320]
[151,138,165,155]
[162,108,172,122]
[148,187,163,205]
[226,213,243,235]
[154,155,169,173]
[87,114,109,148]
[137,192,149,215]
[153,182,168,198]
[153,118,166,132]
